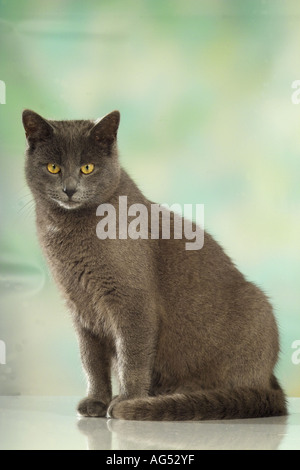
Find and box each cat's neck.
[111,168,148,205]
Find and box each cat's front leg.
[75,323,112,417]
[107,299,157,418]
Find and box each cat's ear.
[22,110,53,142]
[90,110,120,143]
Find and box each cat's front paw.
[107,395,124,418]
[77,397,108,418]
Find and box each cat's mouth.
[51,198,84,210]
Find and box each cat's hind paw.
[77,397,107,417]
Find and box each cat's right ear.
[22,110,53,143]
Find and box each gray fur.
[23,109,287,420]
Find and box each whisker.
[17,198,34,213]
[16,195,36,222]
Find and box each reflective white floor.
[0,396,299,450]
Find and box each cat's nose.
[63,178,77,199]
[63,186,77,198]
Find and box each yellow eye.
[47,163,61,174]
[80,163,94,175]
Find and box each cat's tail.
[110,381,287,421]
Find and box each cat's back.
[156,220,277,341]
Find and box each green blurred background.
[0,0,299,397]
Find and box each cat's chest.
[39,217,119,335]
[39,218,109,291]
[41,220,89,257]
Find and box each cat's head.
[22,110,121,211]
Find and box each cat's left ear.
[91,110,120,143]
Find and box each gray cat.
[22,109,287,420]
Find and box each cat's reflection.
[77,415,288,450]
[77,417,112,450]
